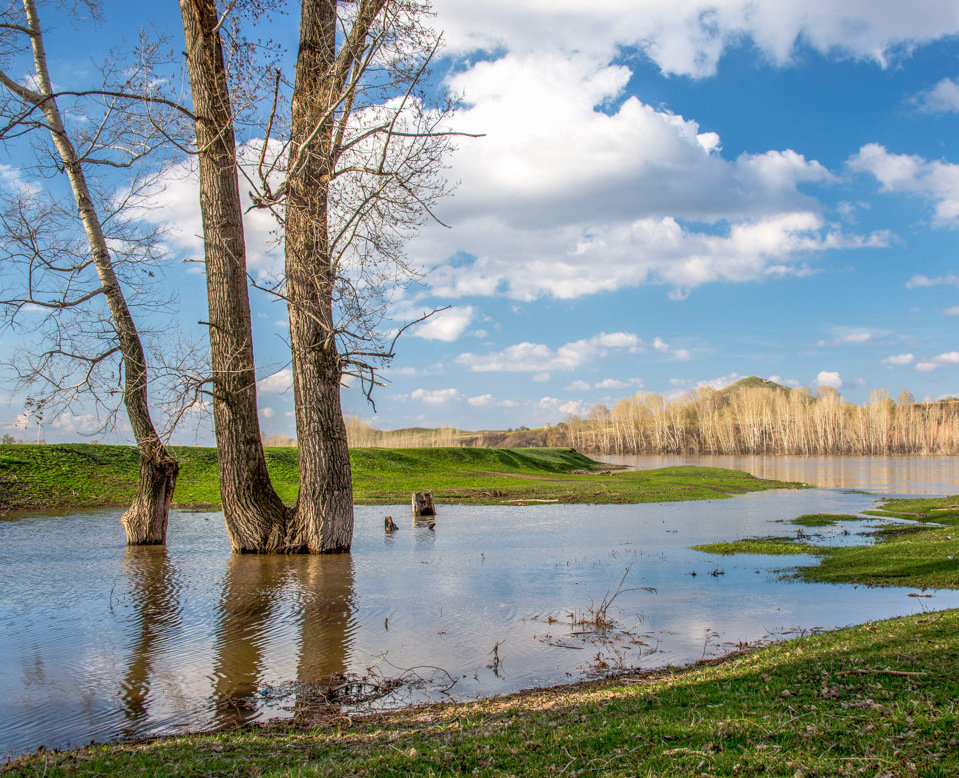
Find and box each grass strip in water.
[4,608,958,776]
[0,443,802,511]
[694,497,959,590]
[784,513,861,527]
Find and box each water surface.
[1,461,958,759]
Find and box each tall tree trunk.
[179,0,288,552]
[282,0,366,553]
[15,0,177,545]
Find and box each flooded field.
[1,459,958,759]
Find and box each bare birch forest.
[339,379,959,455]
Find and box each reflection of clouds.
[7,490,959,756]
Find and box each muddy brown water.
[2,457,959,760]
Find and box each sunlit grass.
[0,443,802,511]
[694,498,959,590]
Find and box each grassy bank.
[694,495,959,589]
[0,443,800,512]
[5,608,957,776]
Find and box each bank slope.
[0,444,801,511]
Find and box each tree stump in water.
[412,492,436,517]
[384,516,398,532]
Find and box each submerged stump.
[412,492,436,518]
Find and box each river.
[1,456,957,760]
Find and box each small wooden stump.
[412,491,436,517]
[384,516,398,532]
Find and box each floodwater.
[600,453,959,496]
[1,460,958,760]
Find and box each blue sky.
[2,1,959,443]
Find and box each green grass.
[5,608,958,776]
[0,443,801,512]
[783,513,862,527]
[694,497,959,590]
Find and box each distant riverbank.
[0,444,802,513]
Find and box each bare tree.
[178,0,289,552]
[177,0,457,553]
[0,0,184,544]
[275,0,456,552]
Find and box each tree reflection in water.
[210,553,356,728]
[119,546,182,737]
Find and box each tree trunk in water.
[121,450,179,545]
[282,0,361,553]
[179,0,288,552]
[17,0,177,545]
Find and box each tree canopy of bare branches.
[0,0,186,543]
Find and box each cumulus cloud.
[468,394,518,408]
[139,144,285,276]
[402,43,888,303]
[906,273,959,288]
[260,407,275,419]
[945,306,959,316]
[409,388,461,404]
[421,211,884,302]
[816,370,843,389]
[457,332,642,373]
[411,306,475,342]
[257,368,293,393]
[882,353,915,366]
[538,396,590,416]
[849,144,959,224]
[48,412,102,435]
[433,0,959,79]
[913,76,959,113]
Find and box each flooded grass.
[783,513,862,527]
[694,496,959,590]
[5,608,958,777]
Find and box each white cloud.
[410,387,461,404]
[672,349,692,361]
[945,306,959,316]
[882,353,915,366]
[913,76,959,113]
[457,332,642,373]
[257,368,293,393]
[140,144,285,276]
[911,351,959,372]
[652,337,669,352]
[595,378,628,390]
[906,273,959,288]
[422,212,884,302]
[538,396,590,416]
[260,407,275,419]
[49,412,102,435]
[816,370,843,389]
[404,45,886,303]
[850,144,959,224]
[468,394,518,408]
[412,306,475,342]
[818,327,890,346]
[533,372,551,383]
[565,380,591,392]
[433,1,959,79]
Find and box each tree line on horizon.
[341,381,959,456]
